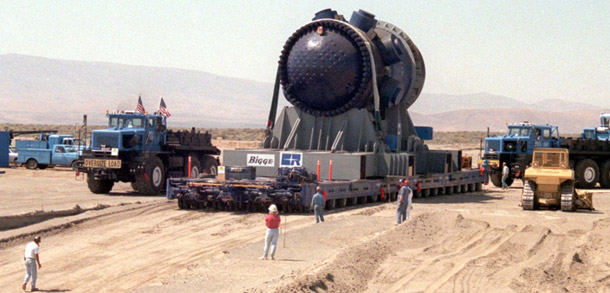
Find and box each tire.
[135,156,165,195]
[184,154,201,178]
[575,159,599,189]
[87,176,114,194]
[26,159,38,170]
[131,182,139,191]
[367,193,379,202]
[490,172,502,187]
[522,180,536,210]
[201,156,218,176]
[70,161,79,171]
[177,196,186,210]
[599,160,610,188]
[326,199,336,210]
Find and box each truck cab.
[89,111,166,153]
[582,113,610,140]
[481,123,561,187]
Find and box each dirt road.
[1,169,609,292]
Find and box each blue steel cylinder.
[279,9,425,117]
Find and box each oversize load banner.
[247,154,275,167]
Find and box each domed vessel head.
[279,9,425,117]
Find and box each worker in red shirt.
[260,204,281,260]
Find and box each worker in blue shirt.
[310,186,325,223]
[396,178,413,224]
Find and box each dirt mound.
[0,204,110,231]
[274,213,482,292]
[511,217,610,292]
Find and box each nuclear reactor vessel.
[169,9,484,211]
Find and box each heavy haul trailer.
[168,8,485,211]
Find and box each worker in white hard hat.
[396,179,413,224]
[260,204,281,260]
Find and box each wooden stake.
[282,216,287,248]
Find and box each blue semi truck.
[16,132,82,169]
[481,114,610,189]
[77,111,220,195]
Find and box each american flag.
[158,97,171,117]
[136,96,146,114]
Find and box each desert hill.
[0,54,605,133]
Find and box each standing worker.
[260,204,281,260]
[396,179,413,224]
[502,162,510,190]
[22,236,42,291]
[310,186,325,223]
[482,159,490,185]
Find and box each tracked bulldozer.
[522,148,593,212]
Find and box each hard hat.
[268,204,278,212]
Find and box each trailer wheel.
[177,196,186,209]
[87,176,114,194]
[202,156,218,175]
[599,160,610,188]
[184,154,201,178]
[26,159,38,170]
[135,156,165,195]
[575,159,599,189]
[368,193,379,202]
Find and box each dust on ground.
[1,164,609,292]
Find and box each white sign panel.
[280,152,303,167]
[247,154,275,167]
[218,166,226,174]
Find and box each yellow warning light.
[105,109,109,114]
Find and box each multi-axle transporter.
[168,8,485,211]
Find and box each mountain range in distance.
[0,54,606,133]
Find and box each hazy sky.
[1,1,609,106]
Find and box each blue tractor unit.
[78,111,220,195]
[481,123,560,187]
[581,113,610,140]
[168,8,485,212]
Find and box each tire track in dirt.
[433,225,552,292]
[273,212,464,292]
[1,199,340,292]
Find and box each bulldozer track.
[561,181,575,212]
[522,180,536,210]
